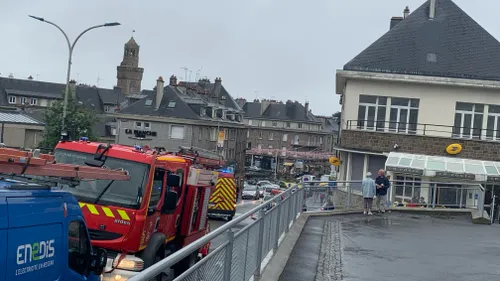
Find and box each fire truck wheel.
[227,215,233,221]
[140,233,167,269]
[174,252,198,277]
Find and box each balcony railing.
[346,119,500,141]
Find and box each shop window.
[394,176,421,204]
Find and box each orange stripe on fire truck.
[79,202,131,221]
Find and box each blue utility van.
[0,178,107,281]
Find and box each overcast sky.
[1,0,498,115]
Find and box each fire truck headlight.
[112,256,144,271]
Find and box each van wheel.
[174,252,198,277]
[227,215,233,221]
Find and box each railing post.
[254,208,266,280]
[432,184,436,209]
[223,229,234,281]
[292,189,298,223]
[347,185,352,209]
[274,200,282,251]
[285,199,290,234]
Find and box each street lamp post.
[28,15,120,138]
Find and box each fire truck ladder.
[0,148,130,186]
[178,146,224,167]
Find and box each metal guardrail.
[128,185,304,281]
[301,180,485,214]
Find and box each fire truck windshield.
[54,149,149,209]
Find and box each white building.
[336,0,500,207]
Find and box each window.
[258,131,263,139]
[230,129,236,140]
[135,121,143,129]
[286,122,291,128]
[150,168,165,208]
[272,121,277,127]
[8,96,16,104]
[144,122,151,130]
[453,102,483,139]
[30,98,37,106]
[389,98,419,134]
[320,137,323,144]
[293,135,299,145]
[111,128,117,136]
[170,125,185,139]
[168,101,176,108]
[210,128,217,141]
[282,134,288,142]
[268,145,273,149]
[145,99,153,106]
[261,121,266,127]
[224,129,228,140]
[269,132,274,140]
[248,120,253,126]
[357,95,387,131]
[247,129,250,138]
[200,108,206,116]
[257,144,262,149]
[20,97,27,104]
[68,220,91,276]
[486,105,500,140]
[298,123,303,129]
[394,176,421,204]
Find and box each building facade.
[115,75,247,179]
[237,98,338,176]
[336,0,500,205]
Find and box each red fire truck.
[53,139,223,280]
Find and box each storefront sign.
[385,166,424,175]
[435,171,475,180]
[125,129,157,138]
[487,176,500,182]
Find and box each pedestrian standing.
[362,172,376,215]
[375,169,390,213]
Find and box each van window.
[151,168,165,207]
[68,220,91,276]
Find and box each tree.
[39,94,100,149]
[332,111,341,126]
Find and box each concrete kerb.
[260,207,491,281]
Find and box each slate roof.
[120,79,244,124]
[0,76,126,138]
[0,108,44,125]
[344,0,500,81]
[242,100,320,123]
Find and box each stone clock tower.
[116,37,144,96]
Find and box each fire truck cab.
[53,140,222,280]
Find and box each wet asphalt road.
[280,212,500,281]
[208,198,264,250]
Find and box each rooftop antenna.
[96,73,102,86]
[36,74,40,80]
[254,90,260,100]
[132,29,135,37]
[180,67,188,82]
[188,70,193,82]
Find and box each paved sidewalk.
[279,213,500,281]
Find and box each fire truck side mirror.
[162,191,178,213]
[167,175,180,187]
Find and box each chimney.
[214,77,222,98]
[260,99,271,115]
[169,75,177,86]
[429,0,436,20]
[156,76,164,109]
[403,6,410,19]
[69,79,77,98]
[305,101,309,115]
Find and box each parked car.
[242,185,260,200]
[257,180,279,189]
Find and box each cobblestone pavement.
[280,213,500,281]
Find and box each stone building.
[237,98,338,176]
[114,75,247,178]
[336,0,500,204]
[116,37,144,96]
